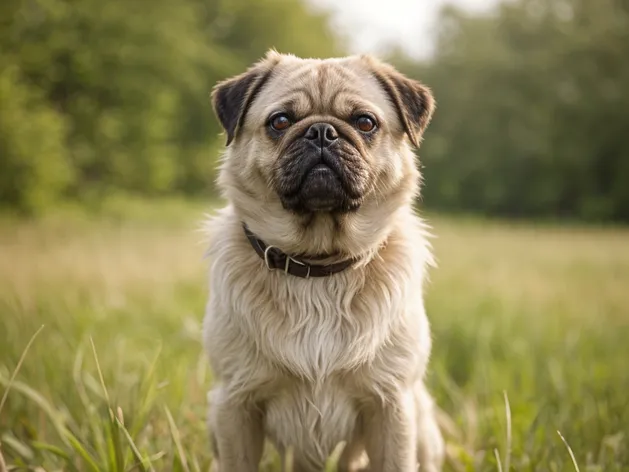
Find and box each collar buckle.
[264,245,311,278]
[285,255,310,278]
[245,224,354,278]
[263,245,278,271]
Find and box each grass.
[1,199,628,471]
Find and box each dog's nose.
[304,123,338,148]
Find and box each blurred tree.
[402,0,629,222]
[0,0,339,210]
[5,0,626,222]
[0,64,71,214]
[175,0,341,193]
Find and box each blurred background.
[1,1,629,471]
[2,0,628,221]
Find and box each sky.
[311,0,500,59]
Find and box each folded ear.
[361,55,435,148]
[211,51,281,146]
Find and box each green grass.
[1,200,628,471]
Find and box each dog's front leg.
[415,383,444,472]
[208,387,264,472]
[363,389,418,472]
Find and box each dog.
[202,50,444,472]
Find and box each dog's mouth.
[273,141,371,214]
[296,162,345,212]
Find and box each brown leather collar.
[243,225,356,278]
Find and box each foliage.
[2,0,628,222]
[408,0,629,222]
[1,204,628,470]
[0,0,339,212]
[0,65,70,214]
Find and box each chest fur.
[264,379,357,464]
[204,214,432,386]
[220,263,419,381]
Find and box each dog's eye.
[356,115,377,133]
[270,113,292,132]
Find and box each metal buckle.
[264,245,311,278]
[285,255,310,279]
[263,245,278,271]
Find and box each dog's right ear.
[359,55,435,149]
[211,51,281,146]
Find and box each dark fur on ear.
[211,51,281,146]
[361,55,435,148]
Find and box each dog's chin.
[279,165,362,214]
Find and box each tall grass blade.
[108,409,125,471]
[31,441,80,472]
[557,430,581,472]
[503,390,512,472]
[89,337,111,406]
[494,448,504,472]
[65,430,101,472]
[164,406,190,472]
[0,325,44,415]
[0,378,68,447]
[114,415,152,472]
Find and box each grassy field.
[1,199,628,471]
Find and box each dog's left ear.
[211,51,281,146]
[361,55,435,148]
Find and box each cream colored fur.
[203,51,444,472]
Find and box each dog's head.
[212,51,434,256]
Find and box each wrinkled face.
[261,60,396,213]
[268,89,375,212]
[212,52,434,216]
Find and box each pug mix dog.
[203,50,444,472]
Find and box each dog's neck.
[235,203,397,264]
[242,224,362,278]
